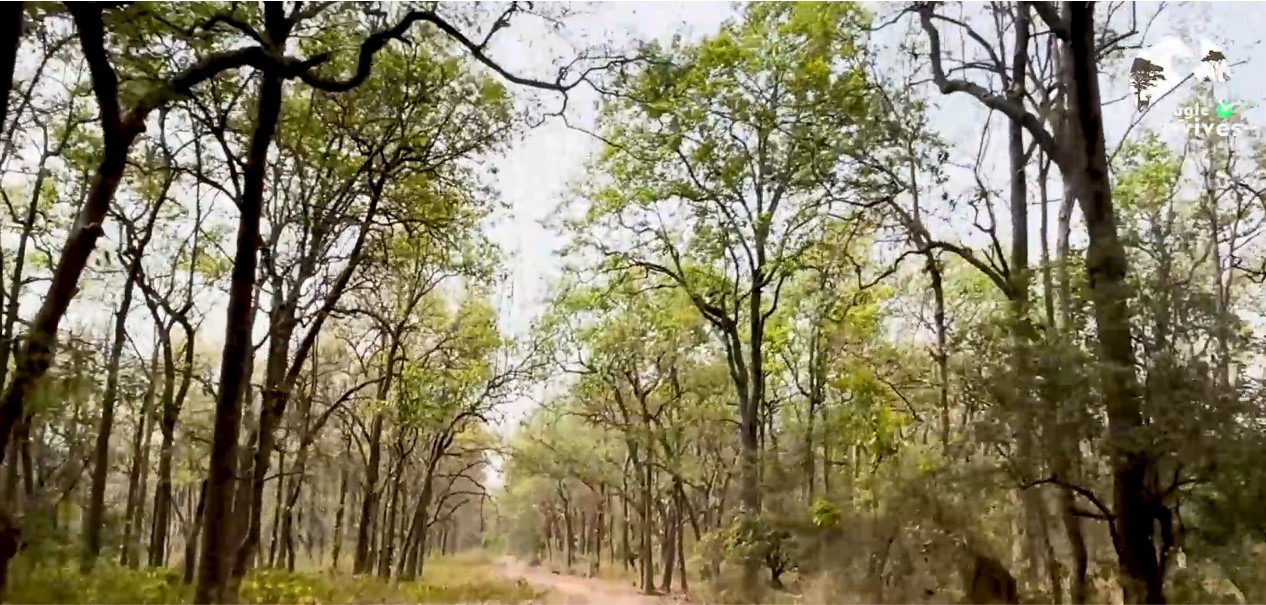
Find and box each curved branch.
[915,3,1065,169]
[297,8,630,94]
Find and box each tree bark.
[148,322,184,567]
[399,434,452,581]
[676,490,688,593]
[1065,4,1162,603]
[120,347,159,568]
[184,480,208,585]
[268,449,287,568]
[378,452,403,578]
[660,498,676,593]
[0,4,22,141]
[640,451,654,594]
[398,462,436,581]
[85,211,156,568]
[331,464,348,571]
[195,59,284,603]
[354,332,406,575]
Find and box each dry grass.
[8,552,544,604]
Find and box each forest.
[0,1,1263,604]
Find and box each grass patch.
[403,558,542,604]
[9,556,543,604]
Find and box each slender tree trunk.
[354,334,403,574]
[595,484,605,574]
[606,487,615,567]
[676,494,688,594]
[1050,39,1091,604]
[0,131,51,449]
[354,412,384,574]
[560,490,574,571]
[922,256,950,450]
[196,64,283,604]
[378,439,406,578]
[1039,153,1057,329]
[1005,12,1055,592]
[1205,165,1232,391]
[184,480,208,585]
[399,482,432,581]
[621,458,632,570]
[640,455,653,594]
[120,347,160,568]
[399,448,441,581]
[84,256,144,569]
[148,330,180,567]
[235,302,296,579]
[804,329,823,499]
[331,466,348,571]
[268,449,286,567]
[660,499,676,593]
[129,388,156,569]
[1066,5,1162,602]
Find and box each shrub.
[8,556,543,605]
[9,563,189,604]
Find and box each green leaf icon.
[1216,101,1236,119]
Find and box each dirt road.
[497,558,678,605]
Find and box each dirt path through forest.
[496,557,679,605]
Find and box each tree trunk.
[1005,12,1053,592]
[400,439,446,581]
[1039,152,1057,329]
[660,498,676,593]
[677,496,688,593]
[561,493,574,571]
[84,233,149,570]
[195,62,283,604]
[354,412,384,574]
[621,458,632,570]
[354,334,404,576]
[1050,38,1091,605]
[268,450,287,568]
[640,456,653,594]
[0,10,144,587]
[378,437,406,578]
[235,293,297,580]
[184,480,208,585]
[0,132,52,508]
[606,487,615,566]
[114,346,158,568]
[332,465,348,571]
[128,385,156,569]
[1065,4,1162,603]
[0,3,23,142]
[595,484,605,574]
[148,332,178,567]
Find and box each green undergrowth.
[9,556,543,604]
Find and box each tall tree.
[566,3,897,593]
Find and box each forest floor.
[497,557,681,605]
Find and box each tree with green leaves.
[563,4,901,593]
